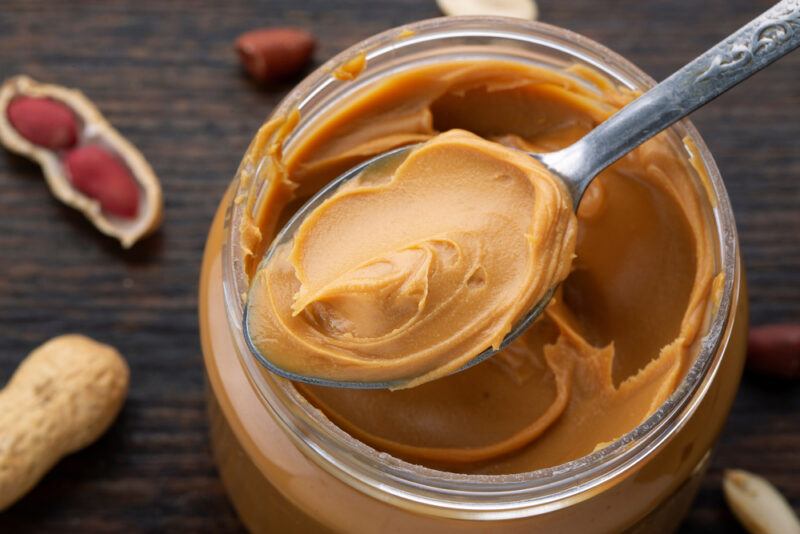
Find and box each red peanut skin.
[64,145,139,219]
[747,324,800,379]
[7,96,78,150]
[235,28,315,83]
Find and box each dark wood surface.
[0,0,797,531]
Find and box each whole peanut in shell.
[0,334,129,510]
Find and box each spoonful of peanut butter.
[245,0,800,389]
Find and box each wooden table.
[0,0,797,531]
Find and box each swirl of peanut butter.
[247,130,577,388]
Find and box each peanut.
[6,96,78,150]
[748,323,800,379]
[0,335,129,511]
[723,469,800,534]
[235,28,316,83]
[65,145,140,219]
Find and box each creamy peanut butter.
[238,59,717,474]
[247,130,577,387]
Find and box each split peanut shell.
[0,75,162,248]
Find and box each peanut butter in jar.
[201,18,746,533]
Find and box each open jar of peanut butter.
[200,16,747,533]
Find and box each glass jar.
[199,16,747,533]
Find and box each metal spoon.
[244,0,800,389]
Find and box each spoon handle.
[542,0,800,204]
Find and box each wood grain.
[0,0,797,531]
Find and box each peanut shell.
[723,469,800,534]
[436,0,538,20]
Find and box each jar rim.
[221,16,739,519]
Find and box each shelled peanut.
[748,323,800,379]
[235,28,316,84]
[0,335,129,511]
[0,75,162,248]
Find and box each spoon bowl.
[243,142,561,389]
